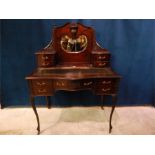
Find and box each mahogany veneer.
[26,23,121,134]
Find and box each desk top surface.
[26,67,121,80]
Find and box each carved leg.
[30,96,40,135]
[45,96,51,109]
[109,95,117,133]
[101,95,104,110]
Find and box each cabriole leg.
[109,95,117,133]
[30,96,40,135]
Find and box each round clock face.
[60,35,88,53]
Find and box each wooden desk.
[26,23,121,134]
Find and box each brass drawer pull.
[36,82,46,85]
[42,62,50,66]
[83,81,92,86]
[98,56,106,60]
[98,62,106,66]
[38,89,47,93]
[56,82,65,86]
[102,88,111,92]
[42,56,49,60]
[102,81,112,84]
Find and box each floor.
[0,106,155,135]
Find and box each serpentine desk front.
[26,23,121,134]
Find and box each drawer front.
[92,54,110,61]
[32,80,51,87]
[54,79,93,90]
[95,79,114,86]
[94,78,117,94]
[31,80,53,95]
[97,85,114,94]
[37,54,55,67]
[93,61,109,67]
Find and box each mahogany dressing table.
[26,23,121,134]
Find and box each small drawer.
[95,85,114,94]
[32,80,51,87]
[93,61,109,67]
[92,53,110,61]
[92,54,110,61]
[37,54,55,67]
[95,78,114,86]
[31,80,53,95]
[101,79,113,85]
[94,78,116,94]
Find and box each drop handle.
[102,88,111,92]
[42,56,49,60]
[38,89,47,93]
[36,82,46,85]
[98,56,106,60]
[102,81,112,84]
[56,82,65,86]
[83,82,93,86]
[98,62,106,66]
[42,62,50,66]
